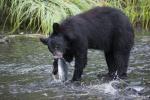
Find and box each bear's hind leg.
[105,51,117,77]
[114,51,130,79]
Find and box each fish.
[57,58,68,82]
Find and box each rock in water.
[58,58,68,82]
[0,35,9,43]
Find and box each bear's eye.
[55,45,59,49]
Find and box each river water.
[0,36,150,100]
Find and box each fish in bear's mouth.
[52,58,68,82]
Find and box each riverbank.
[0,30,149,43]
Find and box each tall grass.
[0,0,95,34]
[0,0,149,35]
[103,0,150,31]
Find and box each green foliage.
[97,0,150,31]
[0,0,150,35]
[0,0,95,34]
[0,0,4,9]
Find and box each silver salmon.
[58,58,68,82]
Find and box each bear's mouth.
[53,51,63,59]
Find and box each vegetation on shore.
[0,0,149,35]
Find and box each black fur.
[40,7,134,81]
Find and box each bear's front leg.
[63,50,74,63]
[72,49,87,81]
[52,59,58,75]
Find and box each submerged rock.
[124,86,144,96]
[0,35,9,43]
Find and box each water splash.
[87,80,120,95]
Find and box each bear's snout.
[53,51,63,59]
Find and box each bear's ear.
[53,23,60,33]
[40,37,48,45]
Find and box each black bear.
[40,7,134,81]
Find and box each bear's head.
[40,23,68,59]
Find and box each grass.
[0,0,96,34]
[104,0,150,31]
[0,0,149,35]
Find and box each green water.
[0,36,150,100]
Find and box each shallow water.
[0,36,150,100]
